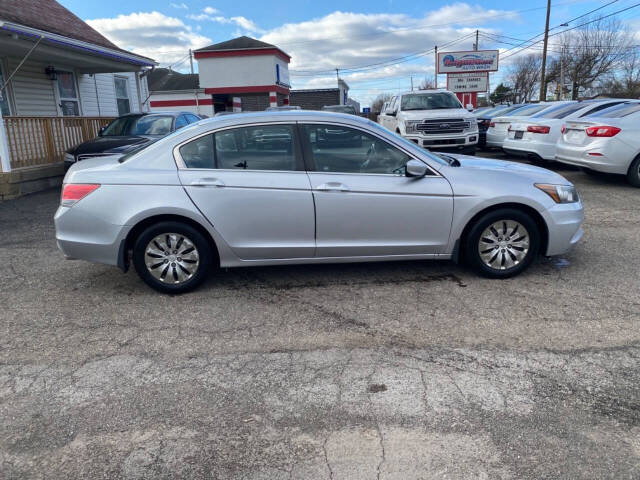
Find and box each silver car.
[55,111,584,293]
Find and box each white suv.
[379,90,478,154]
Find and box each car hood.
[444,153,571,184]
[67,135,157,156]
[399,108,473,121]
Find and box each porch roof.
[0,0,155,73]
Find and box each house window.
[0,62,11,116]
[57,71,79,116]
[114,77,130,115]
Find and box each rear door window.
[179,124,300,171]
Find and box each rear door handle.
[315,182,350,192]
[190,178,225,187]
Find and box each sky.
[60,0,640,106]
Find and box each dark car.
[64,111,202,169]
[322,104,358,115]
[475,104,524,147]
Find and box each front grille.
[416,118,470,134]
[423,138,466,146]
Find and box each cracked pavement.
[1,156,639,479]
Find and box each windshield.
[532,102,578,119]
[401,92,462,111]
[102,115,174,136]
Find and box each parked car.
[379,90,479,154]
[485,103,563,148]
[503,99,629,162]
[556,102,640,186]
[55,110,583,293]
[476,104,524,148]
[64,111,202,169]
[322,104,358,115]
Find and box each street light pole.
[539,0,551,101]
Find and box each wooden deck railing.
[3,116,115,170]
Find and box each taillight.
[61,184,100,207]
[585,126,621,137]
[527,125,551,134]
[489,122,495,128]
[507,124,512,132]
[561,125,566,134]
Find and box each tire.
[626,155,640,187]
[132,221,212,294]
[464,208,540,279]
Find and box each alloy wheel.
[478,220,530,271]
[144,233,200,284]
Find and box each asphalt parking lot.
[1,152,639,479]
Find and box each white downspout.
[0,113,10,173]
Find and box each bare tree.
[418,75,437,90]
[551,16,633,99]
[371,93,392,113]
[597,49,640,98]
[506,54,542,103]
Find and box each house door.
[56,71,80,116]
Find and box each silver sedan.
[55,111,584,293]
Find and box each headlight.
[535,184,579,203]
[404,120,420,134]
[64,152,75,163]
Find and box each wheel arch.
[454,202,549,262]
[122,214,220,271]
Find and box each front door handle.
[190,178,225,187]
[315,182,350,192]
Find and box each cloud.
[170,2,188,9]
[187,7,262,32]
[86,11,212,66]
[258,5,518,104]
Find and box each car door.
[382,97,397,130]
[300,122,453,257]
[177,123,315,260]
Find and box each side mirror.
[98,126,106,136]
[405,159,428,177]
[387,110,397,116]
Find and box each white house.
[0,0,155,198]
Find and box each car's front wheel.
[464,208,540,278]
[132,221,212,294]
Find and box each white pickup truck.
[379,89,479,154]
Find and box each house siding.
[7,58,58,116]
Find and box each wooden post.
[43,117,56,165]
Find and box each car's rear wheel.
[464,208,540,278]
[626,155,640,187]
[133,221,212,294]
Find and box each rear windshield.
[533,102,587,119]
[502,104,547,117]
[588,102,640,118]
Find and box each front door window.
[57,72,79,116]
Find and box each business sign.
[447,72,489,93]
[275,63,291,88]
[437,50,499,73]
[362,107,371,113]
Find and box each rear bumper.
[503,139,556,160]
[55,205,130,267]
[486,130,507,147]
[555,142,631,174]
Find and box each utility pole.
[189,49,200,115]
[474,30,479,51]
[411,75,414,91]
[189,49,194,74]
[434,45,438,88]
[559,44,565,101]
[539,0,551,101]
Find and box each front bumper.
[402,131,478,149]
[543,200,584,256]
